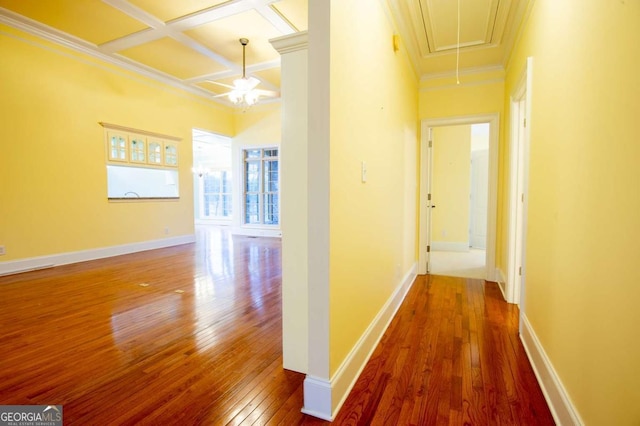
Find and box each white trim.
[303,264,418,420]
[419,114,499,282]
[0,235,195,277]
[520,314,584,426]
[420,78,505,92]
[431,241,469,252]
[232,226,282,238]
[503,0,537,72]
[301,376,333,421]
[496,268,507,300]
[185,59,280,84]
[306,0,331,387]
[507,57,533,306]
[238,146,281,230]
[194,219,231,226]
[0,8,281,107]
[421,64,505,81]
[270,31,308,54]
[0,11,223,103]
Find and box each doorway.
[418,114,499,281]
[427,123,489,279]
[192,129,233,225]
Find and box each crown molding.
[270,30,308,54]
[385,0,421,80]
[99,122,182,141]
[421,64,505,81]
[420,77,505,92]
[0,8,232,106]
[503,0,537,72]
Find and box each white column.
[270,31,309,374]
[302,0,332,419]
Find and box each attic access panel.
[416,0,512,55]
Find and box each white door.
[469,150,489,249]
[425,128,434,272]
[512,97,527,303]
[507,57,532,306]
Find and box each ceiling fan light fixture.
[228,90,242,104]
[244,91,259,106]
[225,38,261,110]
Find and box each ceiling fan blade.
[212,92,231,98]
[245,76,260,90]
[255,89,279,98]
[204,80,236,90]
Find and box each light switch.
[361,161,367,183]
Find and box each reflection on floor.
[429,248,486,280]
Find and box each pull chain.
[456,0,461,85]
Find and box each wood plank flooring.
[0,227,553,425]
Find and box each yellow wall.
[328,0,418,375]
[504,1,640,423]
[0,25,233,262]
[419,69,505,119]
[233,104,281,146]
[432,125,471,245]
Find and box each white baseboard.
[301,376,333,421]
[0,234,195,277]
[232,226,282,238]
[303,263,418,420]
[431,241,469,252]
[496,268,507,300]
[520,314,583,426]
[194,219,231,226]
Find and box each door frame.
[507,57,533,306]
[418,114,500,279]
[469,148,489,249]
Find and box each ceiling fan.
[208,38,278,108]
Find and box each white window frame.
[242,147,280,227]
[199,168,233,221]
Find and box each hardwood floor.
[0,227,553,425]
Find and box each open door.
[425,127,434,273]
[418,125,434,275]
[507,57,533,306]
[469,149,489,249]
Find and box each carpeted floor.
[429,248,486,280]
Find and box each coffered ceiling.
[0,0,527,105]
[0,0,307,104]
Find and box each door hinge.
[428,140,433,148]
[427,245,431,253]
[521,193,524,203]
[428,193,432,201]
[523,118,527,128]
[519,266,522,276]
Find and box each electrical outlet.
[164,227,169,235]
[0,245,5,255]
